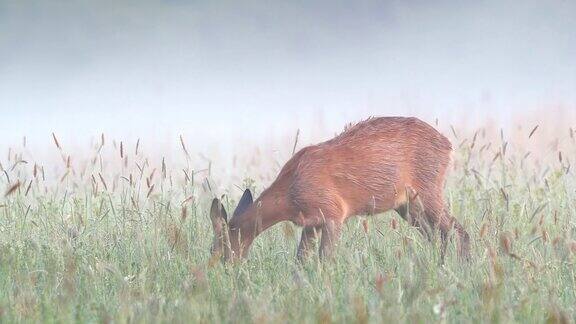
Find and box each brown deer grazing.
[210,117,471,262]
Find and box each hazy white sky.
[1,0,575,153]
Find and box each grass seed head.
[4,181,21,197]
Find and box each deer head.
[209,189,254,261]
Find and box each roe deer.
[210,117,471,262]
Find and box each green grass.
[1,129,575,323]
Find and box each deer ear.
[210,198,228,232]
[233,188,253,218]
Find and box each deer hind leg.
[438,209,471,261]
[397,186,471,262]
[297,226,322,262]
[425,207,471,262]
[395,187,456,261]
[394,187,434,242]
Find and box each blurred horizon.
[1,0,575,156]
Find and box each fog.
[1,0,575,154]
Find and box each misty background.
[1,0,575,157]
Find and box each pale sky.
[1,0,575,154]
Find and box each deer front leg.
[297,226,322,262]
[319,219,343,260]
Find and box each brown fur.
[210,117,471,262]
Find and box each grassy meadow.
[1,117,576,323]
